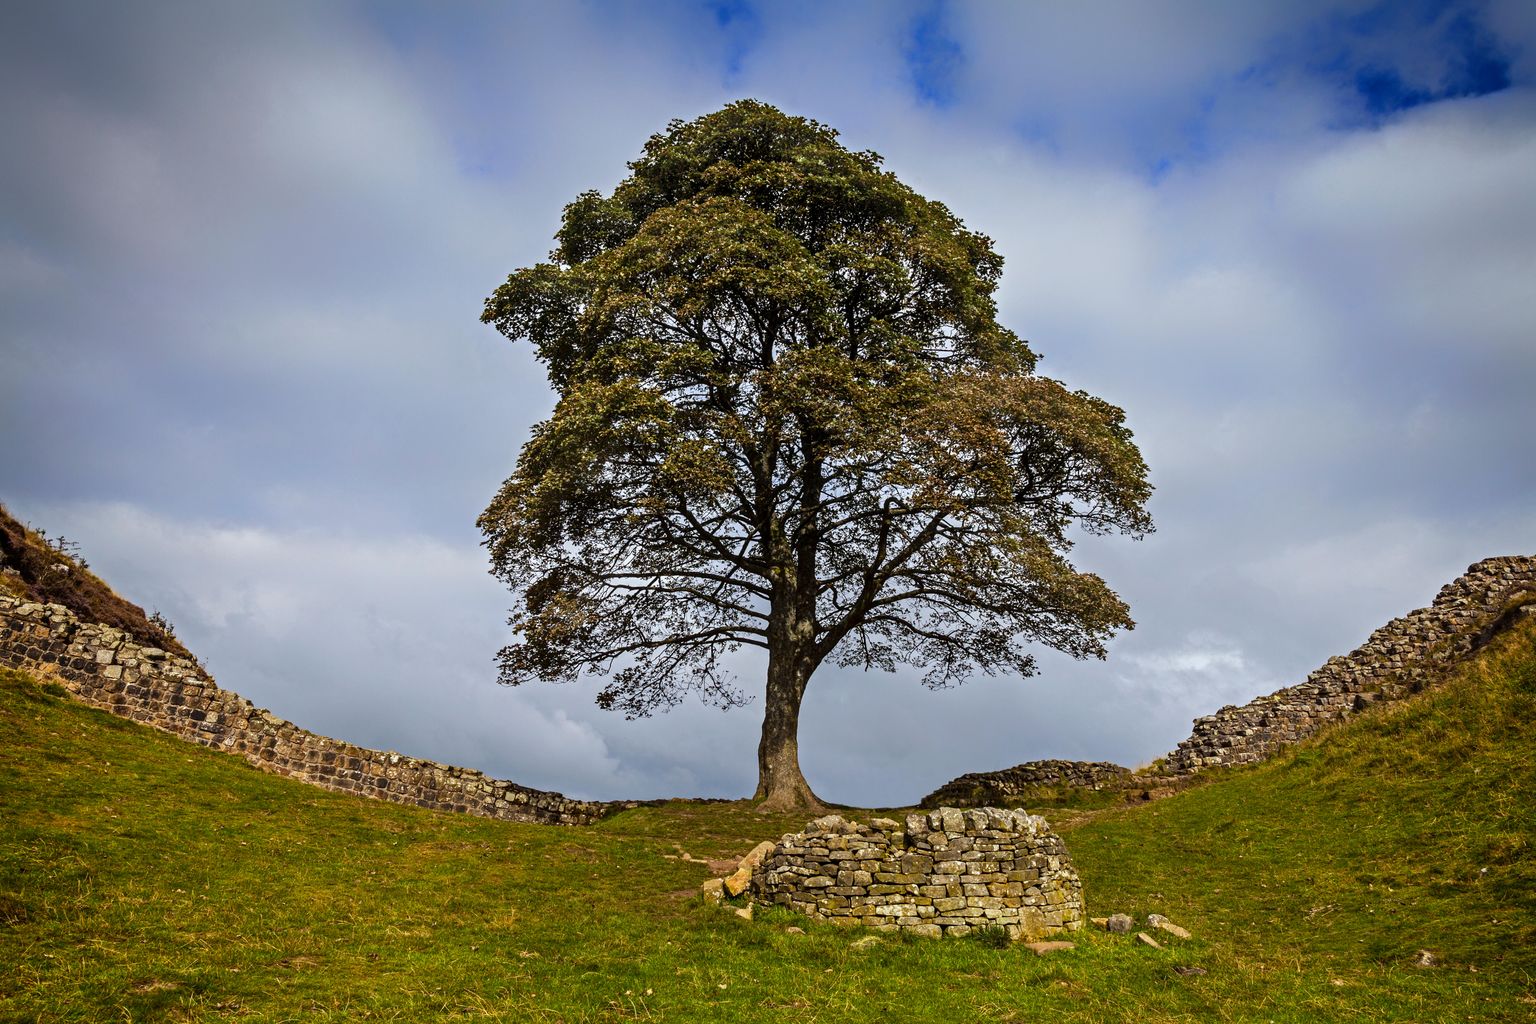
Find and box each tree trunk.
[752,649,825,813]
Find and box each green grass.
[1,620,1533,1022]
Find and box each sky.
[3,0,1534,806]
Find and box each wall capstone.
[0,596,619,825]
[1166,555,1536,775]
[750,808,1084,939]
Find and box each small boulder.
[851,935,881,949]
[700,878,724,902]
[1147,914,1192,940]
[1136,932,1163,949]
[1413,950,1439,968]
[1089,917,1109,929]
[785,926,805,935]
[1106,913,1134,934]
[738,840,776,873]
[733,905,753,921]
[723,867,753,897]
[1173,965,1208,977]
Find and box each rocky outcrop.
[0,596,618,825]
[749,808,1084,940]
[1167,556,1536,774]
[921,759,1132,808]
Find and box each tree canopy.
[480,100,1152,809]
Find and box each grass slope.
[1,621,1533,1023]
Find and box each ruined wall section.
[921,759,1132,808]
[1167,555,1536,775]
[0,596,615,825]
[751,808,1084,940]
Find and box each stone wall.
[750,808,1084,939]
[0,596,617,826]
[1166,555,1536,775]
[921,759,1132,808]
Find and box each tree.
[479,101,1152,811]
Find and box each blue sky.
[3,1,1534,804]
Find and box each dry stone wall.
[922,759,1132,808]
[750,808,1084,939]
[0,596,616,825]
[1167,555,1536,775]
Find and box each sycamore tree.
[479,101,1152,811]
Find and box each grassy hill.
[0,503,193,660]
[1,620,1532,1023]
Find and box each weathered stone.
[808,814,852,834]
[700,878,724,901]
[733,905,753,921]
[1136,932,1163,949]
[1024,941,1075,955]
[900,854,933,874]
[739,841,777,872]
[1148,915,1192,940]
[723,867,753,897]
[1106,914,1134,934]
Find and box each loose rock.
[1106,914,1134,934]
[1024,941,1075,955]
[723,867,753,897]
[1136,932,1163,949]
[1147,914,1192,940]
[738,840,776,873]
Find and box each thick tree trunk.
[754,441,827,813]
[752,649,825,813]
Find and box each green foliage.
[478,101,1152,754]
[3,623,1535,1020]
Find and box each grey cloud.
[4,2,1533,807]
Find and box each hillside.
[2,619,1533,1022]
[0,504,193,661]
